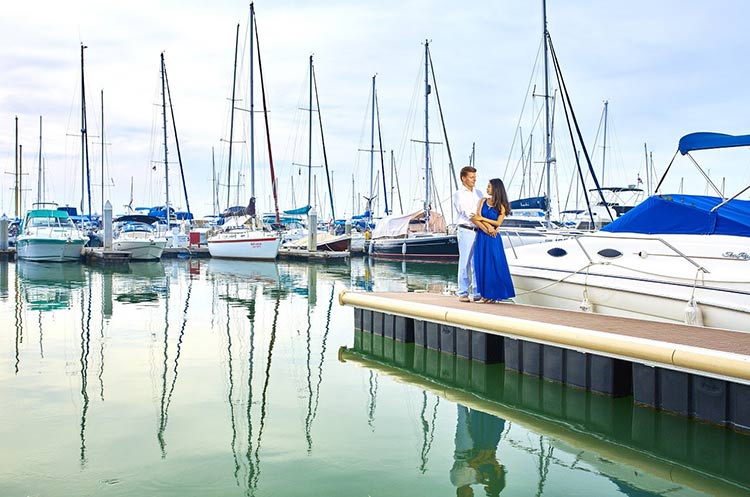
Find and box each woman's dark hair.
[489,178,511,216]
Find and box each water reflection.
[351,258,456,294]
[340,334,750,497]
[157,271,193,458]
[451,405,506,497]
[16,260,85,311]
[211,259,283,494]
[114,262,166,305]
[6,258,744,496]
[0,260,9,299]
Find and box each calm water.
[1,258,748,497]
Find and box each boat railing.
[571,233,710,274]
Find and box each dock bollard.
[104,200,113,249]
[308,207,317,252]
[0,215,7,250]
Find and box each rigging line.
[375,88,389,215]
[547,36,600,225]
[503,37,545,180]
[394,49,425,200]
[163,60,192,222]
[226,23,241,211]
[427,48,458,191]
[254,14,281,224]
[549,34,611,221]
[312,63,335,220]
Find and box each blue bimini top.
[600,194,750,238]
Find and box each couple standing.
[452,166,515,303]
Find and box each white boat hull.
[16,237,86,262]
[113,239,167,261]
[508,233,750,332]
[207,230,281,260]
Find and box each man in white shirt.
[452,166,484,302]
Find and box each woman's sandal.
[478,298,491,303]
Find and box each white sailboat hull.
[207,229,281,260]
[508,233,750,331]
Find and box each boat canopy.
[27,209,70,219]
[113,214,160,224]
[371,210,447,239]
[284,205,311,216]
[601,194,750,237]
[678,132,750,155]
[510,196,547,211]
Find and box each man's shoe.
[458,295,470,302]
[473,295,483,302]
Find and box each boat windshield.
[28,216,76,229]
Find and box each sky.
[2,0,750,221]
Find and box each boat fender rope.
[684,268,705,326]
[514,262,595,296]
[579,289,593,313]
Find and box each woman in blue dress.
[473,178,515,302]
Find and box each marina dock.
[339,290,750,431]
[278,247,350,261]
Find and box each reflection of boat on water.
[207,258,280,286]
[350,258,456,294]
[339,340,748,497]
[113,261,167,304]
[16,260,86,310]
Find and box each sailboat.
[208,4,282,260]
[280,55,350,253]
[369,41,459,261]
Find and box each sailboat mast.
[376,88,388,215]
[212,147,217,215]
[249,3,256,200]
[160,52,170,226]
[369,74,376,217]
[101,90,104,217]
[308,55,313,209]
[14,115,19,218]
[424,40,431,230]
[37,116,42,205]
[226,23,240,210]
[542,0,552,223]
[601,99,608,185]
[312,63,335,220]
[81,43,92,219]
[164,60,192,223]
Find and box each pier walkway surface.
[340,290,750,430]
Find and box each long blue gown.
[473,201,515,301]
